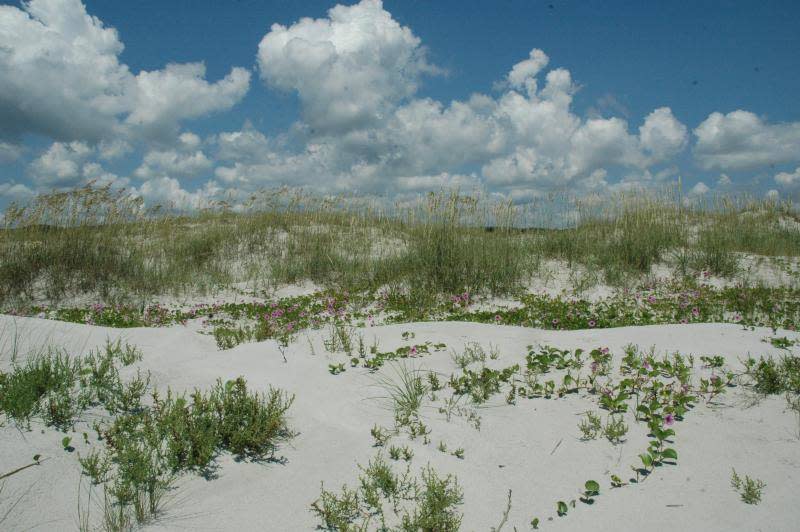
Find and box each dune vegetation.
[1,185,799,531]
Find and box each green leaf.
[662,448,678,460]
[61,436,71,449]
[557,500,568,516]
[32,454,41,462]
[585,480,600,494]
[639,453,653,468]
[531,517,540,529]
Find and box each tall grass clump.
[690,196,800,273]
[0,184,152,303]
[535,189,688,282]
[2,183,799,308]
[402,191,529,300]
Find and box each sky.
[1,0,800,210]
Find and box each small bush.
[731,469,765,504]
[0,349,84,429]
[399,465,463,532]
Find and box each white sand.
[1,315,798,531]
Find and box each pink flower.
[590,361,600,373]
[494,314,502,322]
[647,295,656,304]
[588,319,596,328]
[600,347,609,355]
[692,307,700,317]
[410,345,418,356]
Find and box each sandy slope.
[1,315,798,531]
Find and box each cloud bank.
[1,0,799,208]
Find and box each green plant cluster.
[0,338,295,529]
[0,339,143,430]
[311,454,463,532]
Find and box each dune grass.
[1,184,799,310]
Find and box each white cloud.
[694,110,800,170]
[28,141,93,186]
[81,162,129,189]
[257,0,437,135]
[27,141,130,189]
[717,173,732,187]
[775,167,800,190]
[135,178,221,211]
[134,133,213,179]
[0,0,250,144]
[126,63,250,141]
[98,139,132,161]
[0,142,23,162]
[689,181,710,196]
[506,48,549,92]
[0,182,35,201]
[214,123,273,163]
[395,172,479,193]
[226,36,690,199]
[639,107,688,163]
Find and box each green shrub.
[0,349,84,429]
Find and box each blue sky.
[1,0,799,209]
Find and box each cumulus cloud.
[506,48,549,91]
[27,141,129,189]
[257,0,438,134]
[214,123,273,163]
[639,107,688,163]
[126,63,250,141]
[775,167,800,190]
[0,182,35,201]
[135,177,222,211]
[28,141,93,186]
[5,0,702,206]
[227,32,691,199]
[0,0,250,144]
[693,110,800,170]
[134,133,213,179]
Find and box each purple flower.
[664,413,675,426]
[494,314,502,322]
[410,345,418,356]
[647,295,656,304]
[692,307,700,317]
[588,319,596,328]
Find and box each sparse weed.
[578,411,602,440]
[371,425,391,447]
[731,469,765,504]
[388,445,413,462]
[311,461,462,531]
